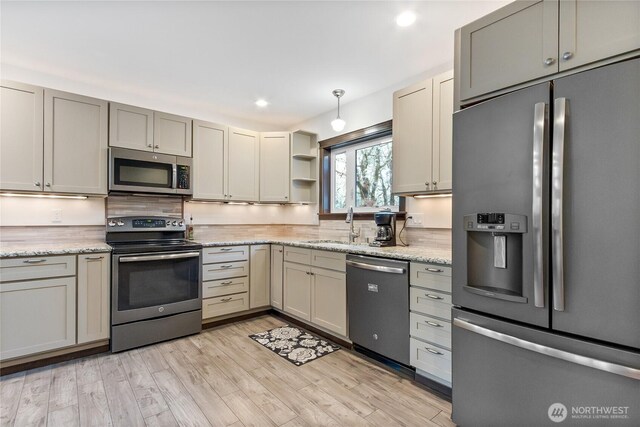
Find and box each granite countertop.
[0,238,451,265]
[198,239,452,265]
[0,241,112,258]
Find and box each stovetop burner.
[106,216,201,254]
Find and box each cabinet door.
[0,277,76,360]
[228,127,259,202]
[154,111,192,157]
[108,102,154,152]
[459,0,558,101]
[193,120,227,200]
[392,79,433,194]
[270,245,284,310]
[44,90,108,195]
[283,262,311,321]
[77,254,110,344]
[250,245,271,308]
[431,71,454,192]
[311,267,347,336]
[0,81,44,192]
[259,132,290,202]
[559,0,640,71]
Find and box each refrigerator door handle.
[453,318,640,380]
[532,102,546,308]
[552,98,567,311]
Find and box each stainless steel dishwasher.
[346,254,410,365]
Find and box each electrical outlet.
[406,213,424,227]
[51,209,62,223]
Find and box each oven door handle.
[119,252,201,263]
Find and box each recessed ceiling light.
[396,11,416,27]
[255,99,269,107]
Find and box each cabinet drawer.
[410,287,452,321]
[410,312,451,350]
[311,250,346,272]
[202,293,249,319]
[0,255,76,283]
[284,246,312,265]
[203,277,248,299]
[203,261,248,281]
[203,246,249,264]
[410,262,451,292]
[410,338,451,384]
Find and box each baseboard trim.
[270,310,353,349]
[202,309,271,330]
[1,344,109,376]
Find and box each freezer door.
[452,308,640,427]
[452,82,550,327]
[552,58,640,349]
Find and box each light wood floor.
[0,315,454,427]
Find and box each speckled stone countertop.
[198,239,452,265]
[0,241,112,258]
[0,239,451,265]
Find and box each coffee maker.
[373,210,396,247]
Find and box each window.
[331,136,399,213]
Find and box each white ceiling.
[1,1,509,128]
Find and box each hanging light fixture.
[331,89,346,132]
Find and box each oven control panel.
[107,217,186,231]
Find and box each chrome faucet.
[346,206,360,244]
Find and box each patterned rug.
[249,325,340,366]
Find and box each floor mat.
[249,325,340,366]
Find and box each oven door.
[112,250,202,325]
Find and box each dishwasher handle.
[346,260,405,274]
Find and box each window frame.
[318,120,405,220]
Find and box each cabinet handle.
[562,52,573,61]
[432,181,437,186]
[154,145,160,149]
[279,250,283,253]
[23,259,47,264]
[220,264,233,269]
[220,280,233,285]
[426,268,443,273]
[425,347,444,355]
[220,248,233,252]
[85,256,104,260]
[425,321,443,328]
[544,57,556,66]
[45,183,51,187]
[424,182,430,188]
[221,297,232,302]
[34,182,41,187]
[425,294,443,300]
[147,144,153,148]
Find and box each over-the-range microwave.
[109,147,192,195]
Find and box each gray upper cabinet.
[44,90,108,195]
[392,79,433,194]
[259,132,290,203]
[108,103,192,157]
[558,0,640,71]
[458,0,639,103]
[192,120,227,201]
[154,111,192,157]
[228,127,260,202]
[108,102,154,152]
[0,81,44,192]
[459,0,558,102]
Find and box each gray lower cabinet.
[77,253,110,344]
[282,247,347,336]
[409,261,452,386]
[457,0,640,103]
[201,246,250,319]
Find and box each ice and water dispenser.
[463,213,529,303]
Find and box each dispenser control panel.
[464,213,527,233]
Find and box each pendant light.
[331,89,346,132]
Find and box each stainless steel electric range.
[106,216,202,352]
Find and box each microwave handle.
[172,164,177,189]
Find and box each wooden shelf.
[292,153,317,160]
[291,178,316,183]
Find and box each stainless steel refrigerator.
[451,58,639,426]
